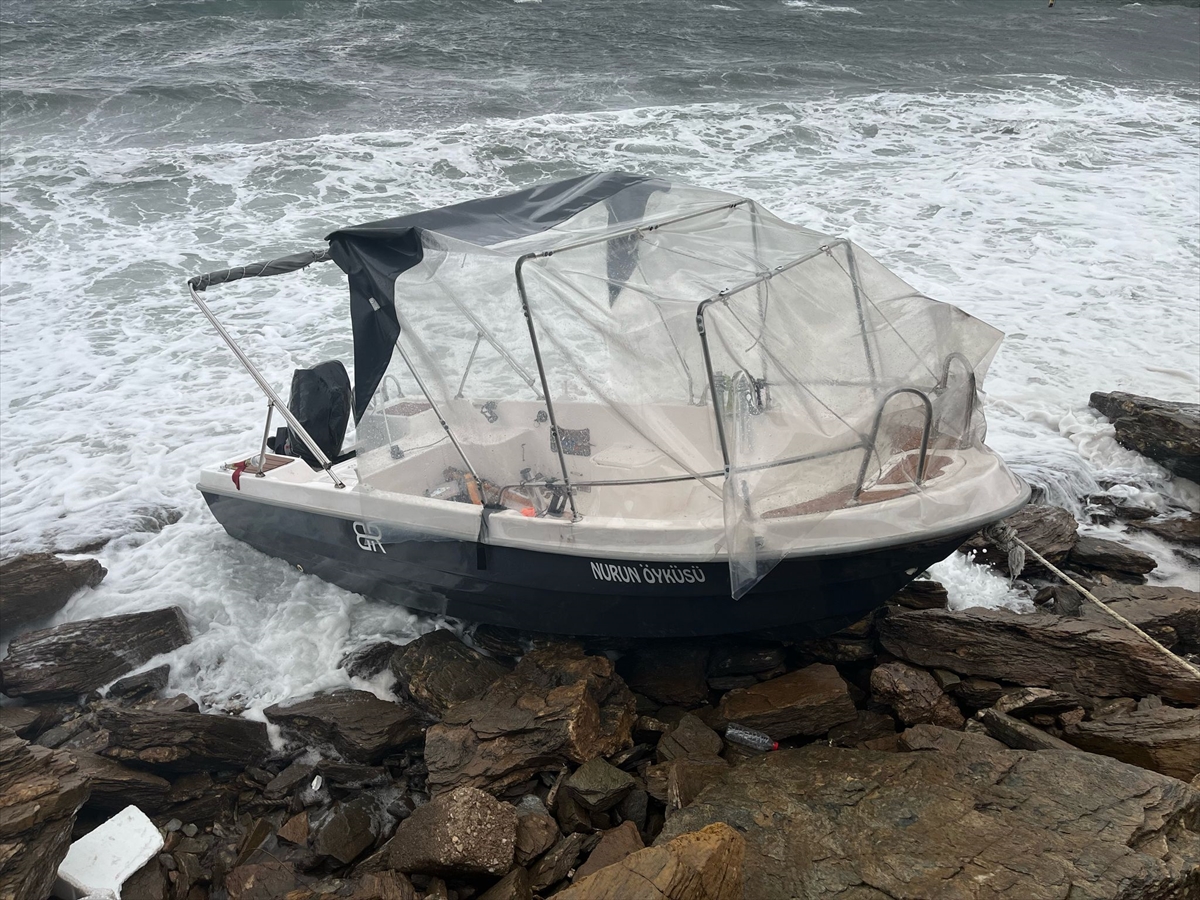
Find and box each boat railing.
[187,250,347,488]
[852,387,934,501]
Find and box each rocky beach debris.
[1,391,1198,898]
[0,580,1195,898]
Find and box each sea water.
[2,0,1198,714]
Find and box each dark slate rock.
[107,664,170,701]
[961,503,1078,577]
[263,689,425,764]
[0,607,190,700]
[1090,391,1200,483]
[390,629,510,718]
[96,706,271,772]
[0,553,106,635]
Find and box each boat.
[188,172,1029,638]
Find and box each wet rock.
[961,503,1078,577]
[976,708,1077,752]
[620,645,710,707]
[313,797,383,865]
[71,750,171,813]
[1064,706,1200,782]
[712,663,856,740]
[889,578,948,610]
[826,710,897,748]
[992,687,1082,718]
[264,690,425,764]
[0,606,190,700]
[96,706,272,771]
[870,661,964,729]
[340,640,404,680]
[107,664,170,702]
[656,713,722,762]
[1088,582,1200,652]
[556,822,744,900]
[424,644,636,795]
[479,866,531,900]
[120,858,167,900]
[0,705,43,738]
[572,820,644,883]
[798,613,878,665]
[1127,513,1200,547]
[566,757,635,812]
[514,809,559,866]
[383,786,516,877]
[225,860,298,900]
[529,832,587,892]
[706,645,785,680]
[660,744,1200,900]
[390,629,510,718]
[619,787,648,833]
[0,727,91,900]
[264,759,317,800]
[1069,535,1157,579]
[1090,390,1200,483]
[897,723,1007,753]
[0,552,106,634]
[879,606,1200,704]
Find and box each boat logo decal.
[353,521,387,554]
[590,561,705,585]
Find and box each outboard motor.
[277,360,353,468]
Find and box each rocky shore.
[1,392,1198,900]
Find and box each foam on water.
[3,21,1199,712]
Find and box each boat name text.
[589,561,705,585]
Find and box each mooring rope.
[1011,535,1200,681]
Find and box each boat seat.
[591,443,666,469]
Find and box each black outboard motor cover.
[283,360,352,468]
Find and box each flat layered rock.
[0,606,190,699]
[1127,513,1200,547]
[870,661,964,729]
[425,643,636,795]
[961,503,1077,577]
[96,706,271,771]
[264,690,425,764]
[390,629,510,717]
[889,579,949,610]
[976,708,1078,752]
[897,723,1007,754]
[71,750,172,813]
[657,713,723,762]
[555,823,744,900]
[878,606,1200,705]
[566,757,635,812]
[714,663,857,740]
[659,744,1200,900]
[0,553,106,635]
[0,727,92,900]
[383,786,516,877]
[1087,582,1200,652]
[1068,535,1157,578]
[1090,391,1200,483]
[1064,706,1200,782]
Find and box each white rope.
[1013,536,1200,681]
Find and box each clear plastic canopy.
[348,177,1009,597]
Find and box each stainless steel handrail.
[187,283,346,488]
[938,351,976,447]
[514,253,580,520]
[853,387,933,501]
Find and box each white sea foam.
[783,1,863,14]
[2,81,1197,713]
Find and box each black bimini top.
[325,172,666,421]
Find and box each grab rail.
[187,282,346,489]
[853,387,933,501]
[938,351,976,448]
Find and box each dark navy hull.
[203,490,972,638]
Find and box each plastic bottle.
[724,723,778,752]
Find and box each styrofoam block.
[53,805,164,900]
